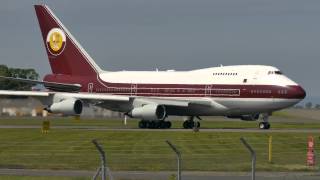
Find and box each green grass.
[0,128,319,172]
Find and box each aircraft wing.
[0,90,129,102]
[0,90,226,115]
[0,76,81,92]
[0,90,50,97]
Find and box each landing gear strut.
[258,113,271,129]
[183,116,200,129]
[138,120,172,129]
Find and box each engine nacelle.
[129,104,166,120]
[227,114,259,121]
[48,98,83,116]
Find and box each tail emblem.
[46,28,66,56]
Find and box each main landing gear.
[183,116,200,129]
[138,120,172,129]
[258,113,271,129]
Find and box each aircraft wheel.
[189,121,195,129]
[151,121,157,129]
[196,122,200,128]
[265,123,271,129]
[154,120,161,129]
[183,121,189,129]
[146,121,153,129]
[259,122,270,129]
[159,121,166,129]
[138,120,147,129]
[183,120,196,129]
[165,121,172,129]
[259,122,265,129]
[186,120,194,129]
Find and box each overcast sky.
[0,0,319,98]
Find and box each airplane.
[0,4,306,130]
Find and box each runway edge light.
[268,136,272,163]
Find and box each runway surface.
[0,125,319,133]
[0,169,319,180]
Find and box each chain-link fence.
[0,129,319,179]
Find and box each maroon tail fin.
[34,4,102,76]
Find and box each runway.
[0,169,319,180]
[0,125,319,133]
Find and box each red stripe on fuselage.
[43,74,306,99]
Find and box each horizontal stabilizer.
[0,76,81,92]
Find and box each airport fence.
[0,130,319,178]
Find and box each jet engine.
[48,98,83,115]
[128,104,166,120]
[227,114,259,121]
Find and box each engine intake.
[128,104,166,120]
[48,98,83,115]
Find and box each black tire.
[265,123,271,129]
[154,121,161,129]
[183,121,189,129]
[150,121,157,129]
[259,122,270,129]
[159,121,166,129]
[188,121,194,129]
[138,120,146,128]
[146,121,152,129]
[165,121,172,129]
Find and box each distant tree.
[0,65,10,90]
[0,65,39,90]
[294,105,303,109]
[305,102,313,109]
[315,104,320,109]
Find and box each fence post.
[166,140,181,180]
[92,139,113,180]
[240,137,256,180]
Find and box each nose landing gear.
[258,113,271,129]
[183,120,200,129]
[182,116,201,129]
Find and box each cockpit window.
[268,71,283,75]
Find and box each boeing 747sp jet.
[0,4,306,129]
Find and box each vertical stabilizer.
[34,4,102,76]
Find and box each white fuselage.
[92,65,305,116]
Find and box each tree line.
[0,65,39,90]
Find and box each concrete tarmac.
[0,125,319,133]
[0,169,319,180]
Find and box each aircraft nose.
[290,85,306,99]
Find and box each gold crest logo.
[46,28,66,56]
[49,32,63,52]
